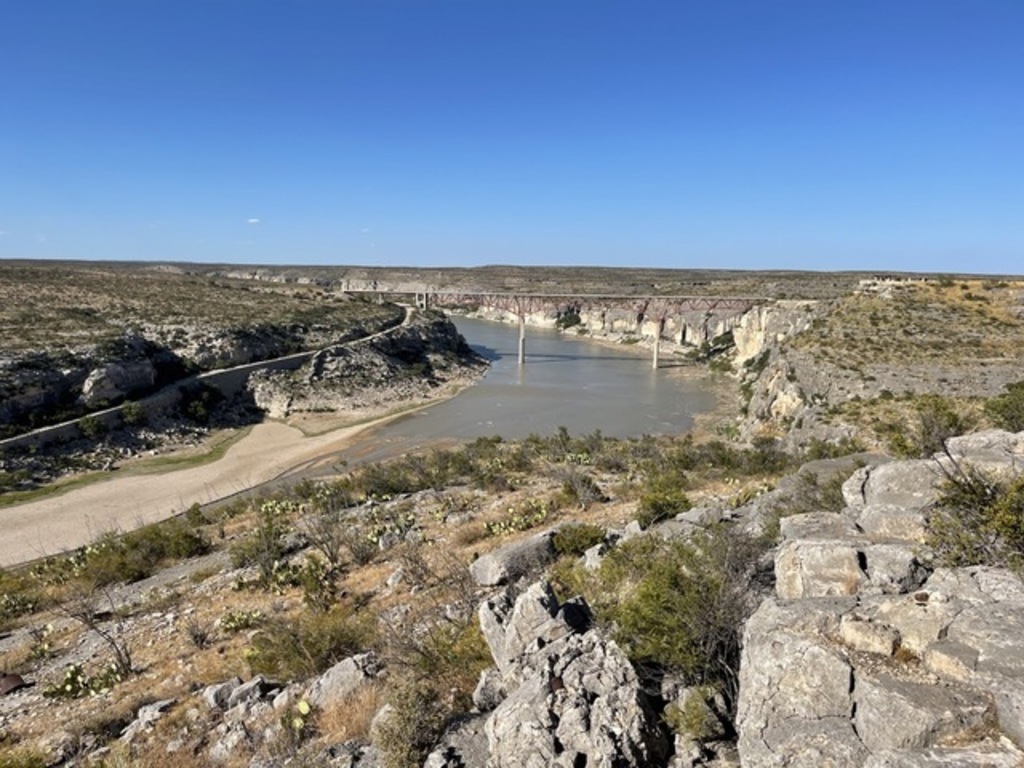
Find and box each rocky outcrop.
[476,581,669,767]
[468,532,555,587]
[0,309,404,438]
[249,311,487,419]
[736,430,1024,767]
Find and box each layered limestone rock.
[737,432,1024,767]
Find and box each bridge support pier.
[652,336,660,369]
[518,316,526,365]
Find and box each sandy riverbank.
[0,415,397,568]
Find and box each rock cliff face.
[248,311,488,419]
[0,311,403,437]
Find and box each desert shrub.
[786,469,849,516]
[184,617,214,649]
[882,395,973,458]
[557,467,606,509]
[801,436,864,461]
[375,680,450,768]
[67,518,209,587]
[985,381,1024,433]
[229,499,296,582]
[377,620,490,768]
[120,401,147,426]
[552,523,606,557]
[929,459,1024,571]
[663,687,724,741]
[78,415,107,440]
[915,395,973,457]
[761,466,856,542]
[570,527,768,710]
[637,489,691,528]
[245,606,375,680]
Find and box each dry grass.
[316,681,386,744]
[793,280,1024,366]
[0,261,398,353]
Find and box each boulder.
[203,677,242,710]
[862,543,931,595]
[775,539,866,598]
[856,504,928,543]
[478,582,589,680]
[81,360,156,406]
[120,698,176,743]
[863,741,1024,767]
[736,597,865,766]
[469,532,555,587]
[305,652,381,709]
[839,613,900,656]
[479,581,667,767]
[842,461,942,510]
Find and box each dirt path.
[0,418,389,568]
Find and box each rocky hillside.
[728,278,1024,451]
[0,262,403,438]
[2,420,1024,766]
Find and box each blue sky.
[2,1,1022,273]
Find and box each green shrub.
[78,415,107,440]
[229,499,296,582]
[929,460,1024,571]
[552,523,606,557]
[245,606,375,680]
[64,518,210,587]
[637,489,691,528]
[121,401,147,426]
[570,527,767,709]
[555,310,581,330]
[985,381,1024,433]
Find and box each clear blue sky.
[2,1,1022,273]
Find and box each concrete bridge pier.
[518,315,526,365]
[415,292,430,310]
[652,317,666,369]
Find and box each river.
[342,317,719,464]
[0,317,720,565]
